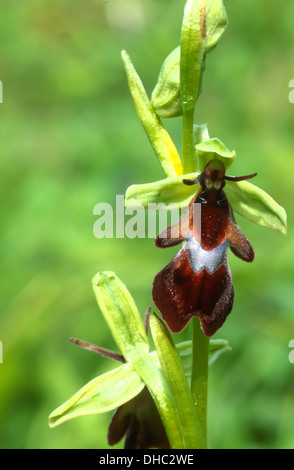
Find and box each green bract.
[121,50,183,177]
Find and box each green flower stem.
[191,317,209,448]
[181,0,207,173]
[182,108,197,173]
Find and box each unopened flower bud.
[151,46,182,118]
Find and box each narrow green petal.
[150,313,204,449]
[121,50,183,177]
[225,180,287,235]
[92,272,148,359]
[196,137,236,171]
[49,363,144,428]
[125,173,199,210]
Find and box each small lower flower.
[71,337,170,449]
[108,387,170,449]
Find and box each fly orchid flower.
[152,159,257,336]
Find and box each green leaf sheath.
[150,313,204,449]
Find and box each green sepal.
[151,47,182,118]
[149,313,204,449]
[125,172,198,210]
[196,137,236,171]
[121,50,183,177]
[48,363,144,428]
[225,180,287,235]
[92,272,148,359]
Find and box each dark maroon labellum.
[152,159,256,337]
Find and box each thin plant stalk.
[191,317,209,448]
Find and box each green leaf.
[149,313,204,449]
[121,50,183,177]
[208,339,232,366]
[176,339,231,376]
[49,363,144,428]
[206,0,228,53]
[225,180,287,235]
[92,272,149,359]
[125,173,198,210]
[151,46,182,118]
[196,137,236,171]
[129,352,186,450]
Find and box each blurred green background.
[0,0,293,449]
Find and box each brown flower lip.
[152,160,256,337]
